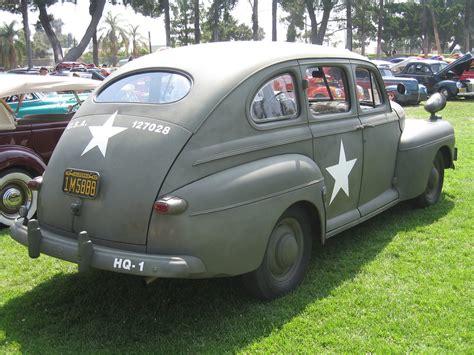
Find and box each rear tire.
[415,152,444,208]
[241,206,312,300]
[0,169,36,227]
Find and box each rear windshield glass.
[96,71,191,104]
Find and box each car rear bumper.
[10,219,206,278]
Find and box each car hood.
[437,53,473,77]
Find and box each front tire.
[415,152,444,208]
[0,169,37,227]
[241,206,312,300]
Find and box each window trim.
[299,61,356,122]
[353,64,388,115]
[94,69,193,105]
[248,72,300,124]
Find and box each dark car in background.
[395,53,474,99]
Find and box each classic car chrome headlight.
[456,81,463,89]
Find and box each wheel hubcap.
[275,233,298,269]
[267,218,303,280]
[2,187,23,210]
[0,179,31,219]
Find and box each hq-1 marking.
[113,258,145,272]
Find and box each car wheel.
[0,169,37,227]
[415,152,444,208]
[438,87,452,100]
[241,206,312,300]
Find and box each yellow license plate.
[459,87,467,93]
[63,169,100,199]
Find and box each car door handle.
[363,124,375,128]
[355,124,364,130]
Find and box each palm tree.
[129,25,146,58]
[0,21,20,69]
[100,11,129,66]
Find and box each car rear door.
[299,60,363,233]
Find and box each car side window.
[406,65,416,74]
[250,73,298,122]
[304,66,350,117]
[355,68,383,110]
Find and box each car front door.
[299,60,363,233]
[353,63,401,216]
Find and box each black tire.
[241,206,312,300]
[438,86,453,100]
[0,169,36,227]
[415,152,444,208]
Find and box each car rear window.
[96,71,191,104]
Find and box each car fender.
[0,145,46,175]
[433,80,458,95]
[395,118,455,201]
[147,154,326,278]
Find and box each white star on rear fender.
[326,140,357,205]
[81,111,127,158]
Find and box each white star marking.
[326,140,358,205]
[81,111,127,158]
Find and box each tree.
[63,0,106,62]
[376,0,383,57]
[122,0,171,46]
[206,0,238,42]
[0,21,20,69]
[100,11,128,66]
[170,0,195,46]
[280,0,305,42]
[249,0,258,40]
[281,0,337,45]
[0,0,33,68]
[194,0,201,43]
[34,0,63,63]
[465,0,472,52]
[20,0,33,68]
[129,25,146,57]
[202,4,260,42]
[429,4,441,54]
[345,0,352,50]
[352,0,377,55]
[272,0,277,41]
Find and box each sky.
[0,0,288,46]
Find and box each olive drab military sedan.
[10,42,456,300]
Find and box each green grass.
[1,100,473,353]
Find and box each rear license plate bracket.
[63,168,100,199]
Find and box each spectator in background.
[39,67,49,76]
[100,68,110,77]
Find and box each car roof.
[82,42,370,132]
[119,42,367,77]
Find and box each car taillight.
[153,196,188,215]
[27,176,43,191]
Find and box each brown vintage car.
[0,74,99,226]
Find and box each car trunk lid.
[38,112,191,245]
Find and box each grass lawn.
[1,100,473,353]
